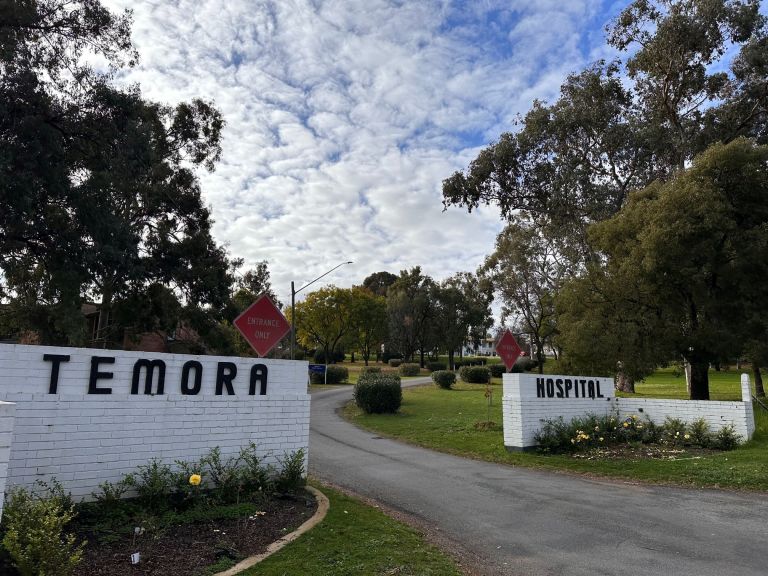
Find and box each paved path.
[309,380,768,576]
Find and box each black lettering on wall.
[587,380,595,399]
[180,361,203,395]
[43,354,70,394]
[564,379,573,398]
[249,364,268,395]
[555,379,564,398]
[546,378,555,398]
[88,356,114,394]
[597,381,604,398]
[131,359,166,395]
[216,362,237,395]
[580,379,587,398]
[536,378,545,398]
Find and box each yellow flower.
[622,422,629,428]
[599,437,604,442]
[631,415,638,420]
[684,434,690,440]
[189,474,202,486]
[637,424,644,430]
[594,426,600,431]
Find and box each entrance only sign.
[233,295,290,357]
[495,329,523,371]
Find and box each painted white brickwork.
[0,344,310,509]
[0,401,16,519]
[503,373,755,450]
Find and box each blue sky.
[103,0,626,303]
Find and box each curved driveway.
[309,381,768,576]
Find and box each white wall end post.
[742,373,756,440]
[0,400,17,521]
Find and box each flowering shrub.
[534,413,739,454]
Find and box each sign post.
[495,329,523,372]
[233,295,291,357]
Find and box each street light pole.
[290,261,353,360]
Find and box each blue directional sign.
[308,364,326,374]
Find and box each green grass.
[343,377,768,491]
[246,484,462,576]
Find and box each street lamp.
[290,261,353,360]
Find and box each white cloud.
[102,0,619,306]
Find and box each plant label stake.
[131,552,141,565]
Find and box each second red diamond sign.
[495,329,523,371]
[233,295,290,357]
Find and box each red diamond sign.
[495,329,523,371]
[233,295,290,357]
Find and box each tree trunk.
[615,370,635,393]
[753,363,765,398]
[448,351,455,370]
[689,360,710,400]
[419,349,425,368]
[351,351,355,363]
[96,286,113,349]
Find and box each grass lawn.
[246,483,462,576]
[343,373,768,491]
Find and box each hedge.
[353,373,402,414]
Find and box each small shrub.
[381,351,403,363]
[361,366,381,374]
[399,363,421,376]
[275,449,306,493]
[133,459,174,509]
[2,484,85,576]
[432,370,456,389]
[313,348,345,364]
[92,476,134,506]
[687,418,712,447]
[354,373,402,414]
[489,364,506,378]
[661,417,687,447]
[426,361,446,371]
[388,358,402,368]
[459,366,491,384]
[713,425,741,451]
[309,365,349,384]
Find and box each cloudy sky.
[103,0,624,303]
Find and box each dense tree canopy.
[0,0,235,347]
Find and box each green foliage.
[132,459,175,510]
[388,359,402,368]
[427,361,447,372]
[713,425,741,451]
[510,357,538,373]
[309,365,348,385]
[399,363,421,376]
[274,449,306,494]
[354,373,402,414]
[295,287,353,365]
[312,348,345,364]
[688,418,713,448]
[459,366,491,384]
[1,484,85,576]
[361,366,381,374]
[661,417,687,447]
[381,351,402,363]
[91,476,134,507]
[431,370,456,389]
[489,364,506,378]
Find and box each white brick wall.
[0,344,310,504]
[0,401,16,519]
[502,373,755,450]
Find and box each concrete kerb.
[213,485,329,576]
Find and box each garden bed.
[75,492,316,576]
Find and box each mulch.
[571,444,717,461]
[74,492,317,576]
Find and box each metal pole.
[290,281,295,360]
[289,261,352,362]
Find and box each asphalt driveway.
[309,380,768,576]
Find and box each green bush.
[309,365,349,384]
[399,363,421,376]
[489,364,506,378]
[388,359,402,368]
[426,361,446,371]
[313,348,345,364]
[354,373,402,414]
[381,351,402,363]
[713,425,741,450]
[459,366,491,384]
[510,357,538,373]
[275,449,306,494]
[687,418,712,447]
[431,370,456,389]
[661,417,687,447]
[361,366,381,374]
[132,459,174,510]
[2,484,85,576]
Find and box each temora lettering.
[249,364,268,395]
[88,356,114,394]
[180,361,203,395]
[216,362,237,395]
[131,359,166,395]
[43,354,70,394]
